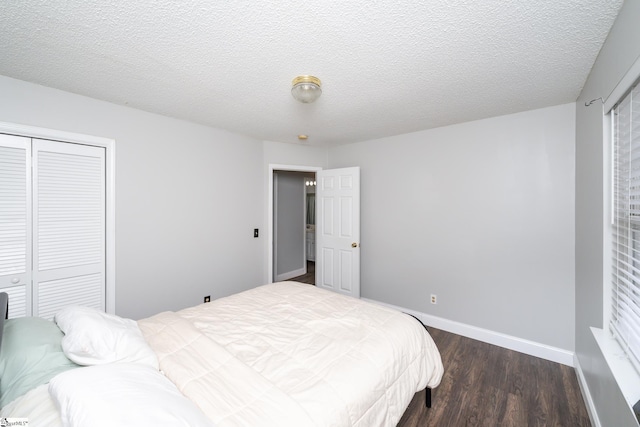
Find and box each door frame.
[0,121,116,314]
[268,164,322,284]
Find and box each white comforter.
[1,282,443,427]
[138,281,443,427]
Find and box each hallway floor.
[290,261,315,285]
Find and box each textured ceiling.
[0,1,624,146]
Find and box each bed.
[0,281,443,426]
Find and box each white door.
[0,135,106,320]
[0,134,32,317]
[32,139,106,320]
[315,167,360,298]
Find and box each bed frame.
[405,312,433,408]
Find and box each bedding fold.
[139,282,443,427]
[138,310,318,427]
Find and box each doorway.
[290,261,315,284]
[268,164,321,285]
[273,170,310,282]
[268,165,361,297]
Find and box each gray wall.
[575,0,640,425]
[274,171,305,280]
[328,103,576,350]
[0,75,265,320]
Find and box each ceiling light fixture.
[291,75,322,103]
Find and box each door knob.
[11,277,20,284]
[352,243,358,248]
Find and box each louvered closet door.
[32,139,105,320]
[0,134,32,317]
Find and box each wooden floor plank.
[397,327,591,427]
[285,275,590,426]
[289,261,315,284]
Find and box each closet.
[0,132,107,319]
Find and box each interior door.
[32,139,106,320]
[0,134,32,317]
[315,167,360,298]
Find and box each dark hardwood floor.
[398,327,591,427]
[290,261,315,285]
[289,268,589,425]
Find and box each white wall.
[328,103,576,350]
[576,0,640,425]
[0,75,265,320]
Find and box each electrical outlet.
[430,294,437,305]
[204,295,211,303]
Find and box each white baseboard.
[574,354,601,427]
[361,298,575,366]
[275,267,306,282]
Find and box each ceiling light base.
[291,75,322,103]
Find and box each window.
[611,82,640,372]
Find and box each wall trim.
[604,53,640,112]
[362,297,575,366]
[574,354,602,427]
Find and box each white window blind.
[612,82,640,371]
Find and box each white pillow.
[54,306,158,368]
[49,363,214,427]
